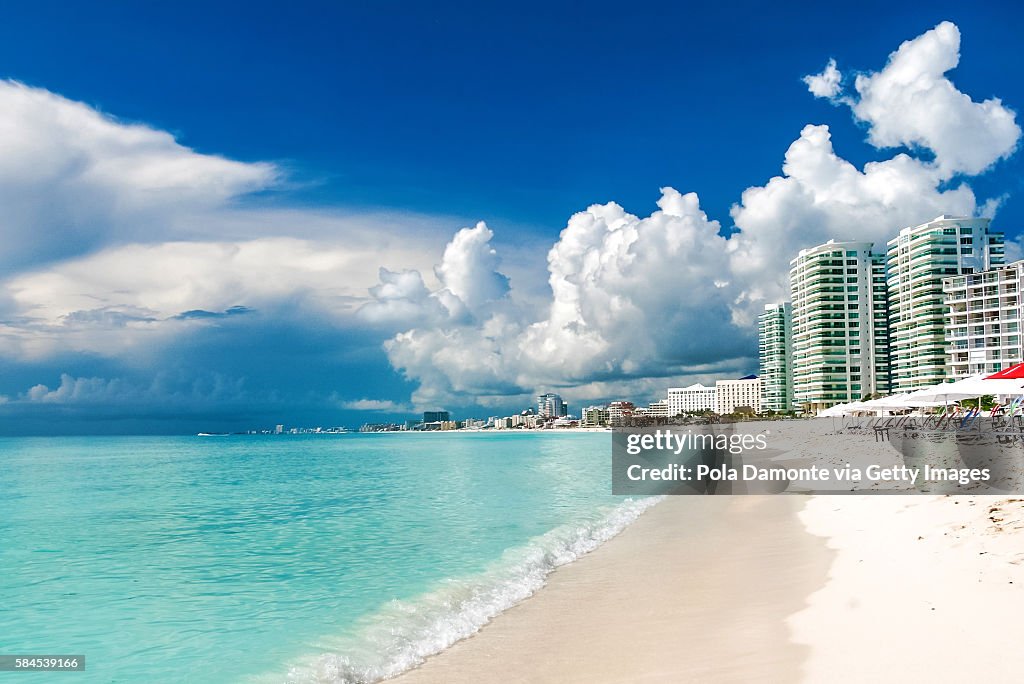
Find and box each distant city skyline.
[1,5,1023,433]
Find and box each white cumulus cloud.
[339,398,414,412]
[372,189,754,407]
[818,21,1020,178]
[434,222,511,317]
[803,58,843,99]
[728,123,978,314]
[0,79,279,272]
[21,372,249,406]
[367,21,1020,407]
[1,21,1020,417]
[1,236,441,361]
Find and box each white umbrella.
[904,397,947,409]
[897,385,948,407]
[899,395,945,408]
[882,386,943,407]
[904,375,987,403]
[819,401,871,416]
[967,377,1024,397]
[901,375,1024,408]
[861,393,912,410]
[817,403,842,417]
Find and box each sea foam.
[284,495,663,683]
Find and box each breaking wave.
[282,496,663,683]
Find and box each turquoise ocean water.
[0,433,656,683]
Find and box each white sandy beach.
[792,494,1024,682]
[392,420,1024,683]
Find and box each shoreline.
[393,495,830,683]
[388,419,1024,683]
[357,427,615,434]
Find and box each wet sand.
[393,420,1024,683]
[395,495,831,683]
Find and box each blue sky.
[0,2,1022,433]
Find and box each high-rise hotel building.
[715,376,762,415]
[944,260,1024,379]
[790,240,891,413]
[665,384,716,416]
[536,392,567,418]
[758,303,793,411]
[887,216,1003,391]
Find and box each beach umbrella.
[909,375,1024,403]
[861,393,912,409]
[955,376,1024,397]
[819,402,864,417]
[904,375,988,402]
[855,395,901,415]
[987,363,1024,379]
[901,387,948,407]
[817,404,847,417]
[823,401,872,416]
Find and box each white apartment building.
[887,215,1003,391]
[666,384,716,416]
[647,399,669,417]
[758,302,793,411]
[790,240,891,413]
[944,261,1024,378]
[607,401,635,426]
[580,405,609,427]
[715,376,762,415]
[633,399,669,419]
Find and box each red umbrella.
[987,362,1024,379]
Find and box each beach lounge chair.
[873,422,891,441]
[995,397,1024,434]
[959,407,982,431]
[938,406,965,431]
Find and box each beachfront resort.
[351,215,1019,432]
[354,378,765,432]
[759,214,1022,415]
